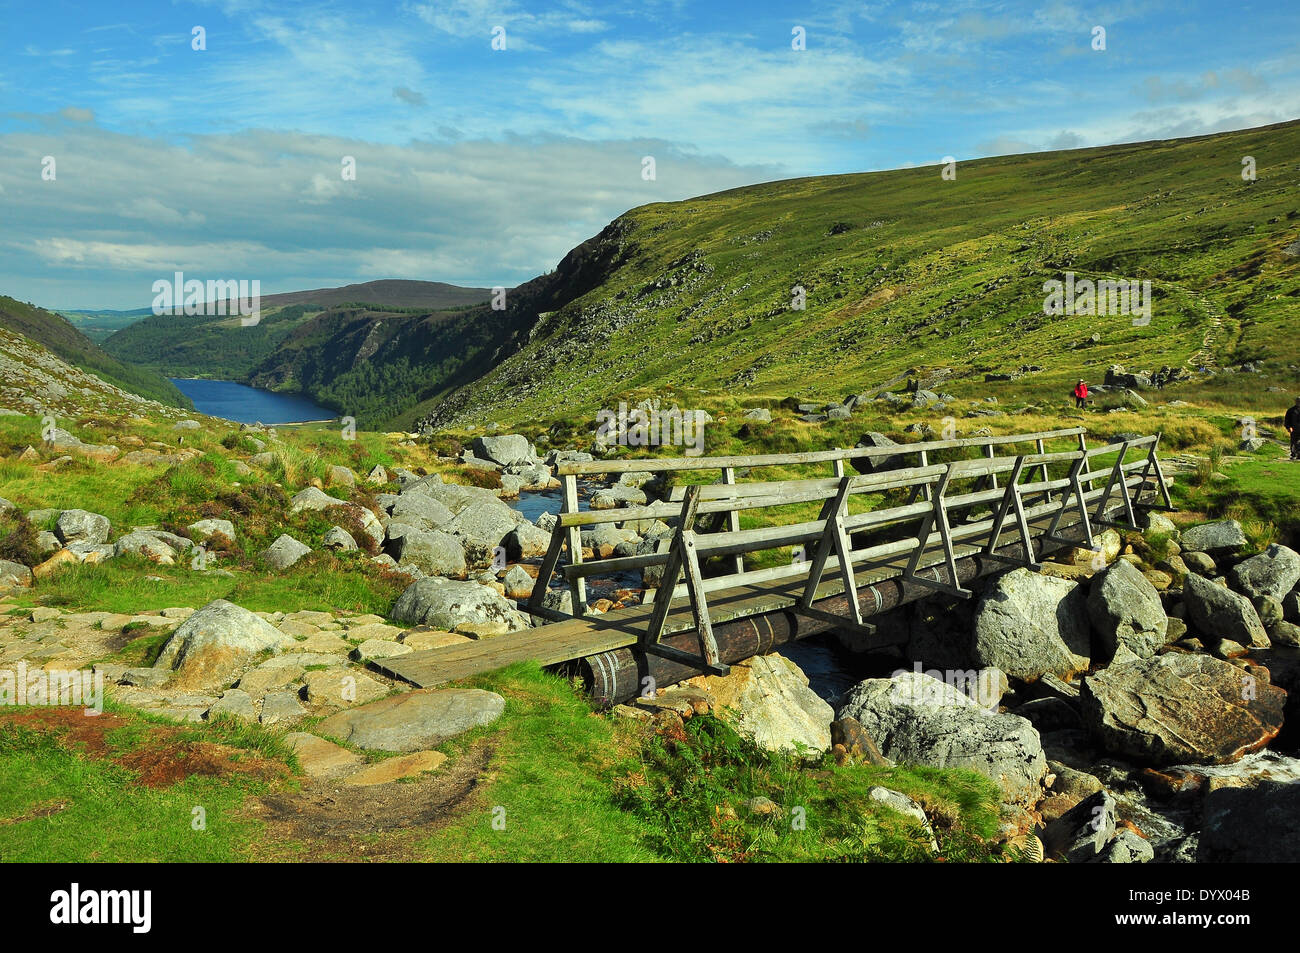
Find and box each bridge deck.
[375,503,1107,689]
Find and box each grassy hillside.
[243,304,535,425]
[101,280,496,396]
[403,120,1300,431]
[55,307,155,343]
[255,278,492,311]
[0,296,192,409]
[102,303,326,381]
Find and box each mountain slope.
[231,231,629,426]
[101,280,493,385]
[0,296,192,409]
[0,324,193,422]
[255,279,492,311]
[402,119,1300,431]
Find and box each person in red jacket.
[1073,379,1089,409]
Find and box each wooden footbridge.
[376,427,1172,705]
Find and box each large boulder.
[1199,781,1300,862]
[445,500,519,567]
[289,487,346,514]
[472,434,535,467]
[1183,572,1270,648]
[390,577,530,631]
[389,493,456,532]
[188,518,236,542]
[850,432,903,475]
[54,509,110,545]
[393,527,468,577]
[317,688,505,752]
[972,569,1091,681]
[693,654,833,755]
[504,521,551,560]
[836,670,1047,807]
[154,599,295,689]
[114,531,178,564]
[1081,653,1286,765]
[413,483,519,567]
[262,534,311,570]
[1086,559,1170,661]
[1229,544,1300,601]
[1180,519,1247,556]
[1043,790,1118,863]
[590,485,647,509]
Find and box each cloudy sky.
[1,0,1297,308]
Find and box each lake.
[170,378,336,425]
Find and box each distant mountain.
[101,279,494,383]
[0,296,192,410]
[56,308,155,344]
[256,279,492,311]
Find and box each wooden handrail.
[555,427,1088,475]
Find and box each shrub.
[0,512,42,567]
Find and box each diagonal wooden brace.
[904,466,972,598]
[641,485,728,676]
[799,475,864,626]
[1092,441,1131,525]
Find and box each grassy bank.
[0,664,1006,863]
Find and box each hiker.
[1287,397,1300,461]
[1073,379,1089,409]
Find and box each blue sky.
[1,0,1297,308]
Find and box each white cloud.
[0,122,775,308]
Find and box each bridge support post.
[982,456,1041,570]
[1093,441,1137,527]
[1136,435,1173,510]
[903,465,972,598]
[1043,456,1096,550]
[562,474,587,616]
[642,485,729,676]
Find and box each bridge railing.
[523,428,1171,675]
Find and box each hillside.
[101,279,494,386]
[256,278,492,311]
[0,296,192,409]
[55,307,155,343]
[388,119,1300,432]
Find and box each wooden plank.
[800,475,854,607]
[678,529,725,671]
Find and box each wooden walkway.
[376,428,1171,690]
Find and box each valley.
[2,120,1299,867]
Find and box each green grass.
[1172,444,1299,543]
[0,704,286,862]
[10,556,407,618]
[409,663,1004,862]
[0,663,1009,863]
